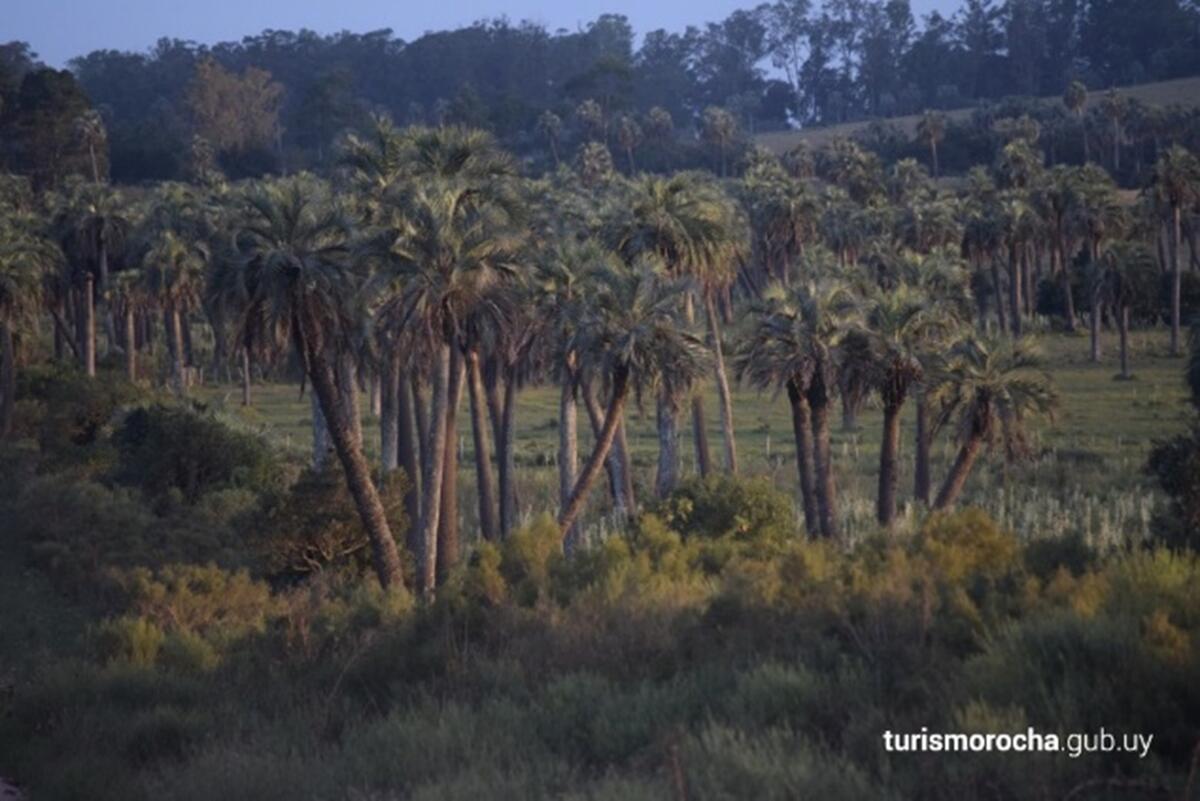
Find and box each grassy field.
[196,327,1189,550]
[755,75,1200,154]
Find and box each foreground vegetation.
[1,342,1199,799]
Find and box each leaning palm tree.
[229,176,405,592]
[931,336,1058,509]
[735,278,859,539]
[862,285,949,527]
[558,259,706,542]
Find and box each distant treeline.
[2,0,1200,183]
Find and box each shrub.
[253,467,410,581]
[1145,425,1200,549]
[94,616,165,667]
[114,404,280,503]
[113,563,275,643]
[18,364,143,469]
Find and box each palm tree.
[701,107,738,177]
[56,182,130,376]
[0,225,53,438]
[1099,89,1126,172]
[1063,80,1089,162]
[1033,166,1081,332]
[735,279,859,539]
[229,176,406,592]
[916,110,946,177]
[1151,146,1200,357]
[1071,166,1128,363]
[1105,242,1158,380]
[932,336,1058,509]
[604,173,744,486]
[863,285,948,527]
[143,231,206,395]
[536,110,563,167]
[74,109,108,184]
[370,182,520,590]
[558,260,706,541]
[110,268,149,383]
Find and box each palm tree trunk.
[1008,245,1023,337]
[1090,289,1102,363]
[171,305,186,395]
[396,364,421,553]
[499,364,519,537]
[124,306,137,383]
[412,372,429,473]
[877,400,903,527]
[381,350,399,472]
[466,347,499,543]
[914,388,932,506]
[990,257,1007,334]
[1171,204,1182,357]
[240,347,252,406]
[0,322,14,439]
[581,374,628,514]
[305,342,404,591]
[616,416,635,513]
[437,348,465,581]
[934,436,984,510]
[558,362,579,544]
[417,341,451,595]
[54,299,65,360]
[786,379,819,536]
[558,366,630,541]
[1059,240,1077,332]
[807,376,839,540]
[656,392,680,498]
[370,373,382,418]
[690,395,711,478]
[705,292,738,474]
[1119,304,1130,379]
[311,392,333,470]
[83,273,96,377]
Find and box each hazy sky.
[10,0,959,67]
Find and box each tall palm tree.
[1105,242,1158,380]
[0,225,53,438]
[1151,146,1200,357]
[1063,80,1089,163]
[110,268,150,383]
[735,279,859,539]
[56,182,130,376]
[1070,166,1128,363]
[558,260,706,541]
[370,182,520,591]
[229,176,405,592]
[932,336,1058,509]
[143,231,207,395]
[863,285,948,527]
[916,110,946,177]
[604,173,743,487]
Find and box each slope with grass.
[756,76,1200,154]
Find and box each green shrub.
[18,364,143,468]
[253,467,410,580]
[114,404,280,503]
[94,616,165,667]
[114,563,274,643]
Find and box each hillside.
[756,75,1200,155]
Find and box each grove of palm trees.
[4,1,1200,798]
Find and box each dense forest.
[4,0,1200,183]
[3,0,1200,799]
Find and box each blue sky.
[10,0,959,67]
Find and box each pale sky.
[7,0,959,67]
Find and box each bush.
[114,404,280,503]
[18,364,144,469]
[253,467,410,581]
[1146,425,1200,549]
